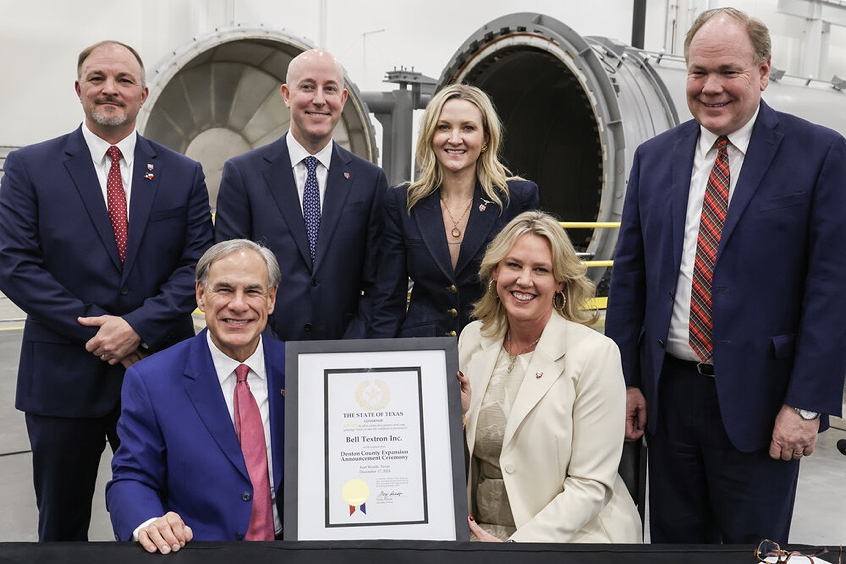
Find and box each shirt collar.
[206,331,266,385]
[81,123,137,168]
[698,104,759,156]
[286,132,333,170]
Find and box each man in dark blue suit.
[606,8,846,543]
[0,40,213,541]
[215,49,387,341]
[107,239,284,553]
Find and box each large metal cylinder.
[439,12,846,264]
[136,27,378,210]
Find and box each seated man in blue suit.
[606,8,846,543]
[215,48,387,341]
[107,239,285,553]
[0,40,213,541]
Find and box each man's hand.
[78,315,141,365]
[625,387,647,441]
[769,404,820,461]
[138,512,193,554]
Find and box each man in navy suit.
[215,49,387,341]
[107,239,284,553]
[0,40,213,541]
[606,8,846,543]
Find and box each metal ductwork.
[136,27,378,210]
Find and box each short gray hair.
[196,239,281,288]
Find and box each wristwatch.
[793,407,820,420]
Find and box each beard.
[90,107,128,127]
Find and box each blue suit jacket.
[215,135,387,341]
[106,330,285,541]
[606,101,846,451]
[368,179,539,338]
[0,127,213,417]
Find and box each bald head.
[286,49,345,86]
[280,49,349,153]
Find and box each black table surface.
[0,541,842,564]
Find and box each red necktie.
[106,146,128,263]
[689,136,730,363]
[233,364,275,541]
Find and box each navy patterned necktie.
[302,156,321,261]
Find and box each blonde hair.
[406,84,517,213]
[472,211,597,338]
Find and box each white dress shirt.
[666,107,759,361]
[132,335,280,540]
[80,124,136,220]
[286,132,333,208]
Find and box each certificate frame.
[282,337,469,541]
[283,337,468,541]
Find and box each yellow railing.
[561,221,620,311]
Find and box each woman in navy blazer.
[368,84,539,338]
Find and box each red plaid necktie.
[106,146,128,263]
[689,136,730,363]
[233,364,275,541]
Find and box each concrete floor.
[0,304,844,543]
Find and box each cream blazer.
[459,313,642,542]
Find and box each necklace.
[503,332,541,374]
[440,197,473,238]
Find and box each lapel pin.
[147,163,154,171]
[479,198,493,212]
[144,173,154,180]
[280,389,286,398]
[343,172,351,180]
[535,371,543,379]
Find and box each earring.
[480,143,488,153]
[554,290,566,312]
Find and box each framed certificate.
[283,337,468,541]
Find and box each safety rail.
[560,221,620,310]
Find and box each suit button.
[311,279,319,287]
[504,464,515,474]
[448,284,458,294]
[447,308,458,318]
[120,287,129,296]
[446,330,457,337]
[236,533,244,540]
[304,323,312,333]
[242,492,251,501]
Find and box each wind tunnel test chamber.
[136,13,846,270]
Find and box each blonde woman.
[457,211,641,542]
[367,84,538,338]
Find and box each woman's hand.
[467,515,503,542]
[457,370,471,415]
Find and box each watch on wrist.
[793,407,820,420]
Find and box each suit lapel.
[183,331,250,482]
[63,128,123,270]
[502,315,567,448]
[315,144,353,271]
[264,136,312,268]
[264,334,286,495]
[719,102,782,254]
[454,184,497,277]
[413,191,454,282]
[670,123,700,276]
[122,136,159,281]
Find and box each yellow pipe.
[560,222,621,229]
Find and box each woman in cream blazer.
[458,211,641,543]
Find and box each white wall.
[1,0,844,147]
